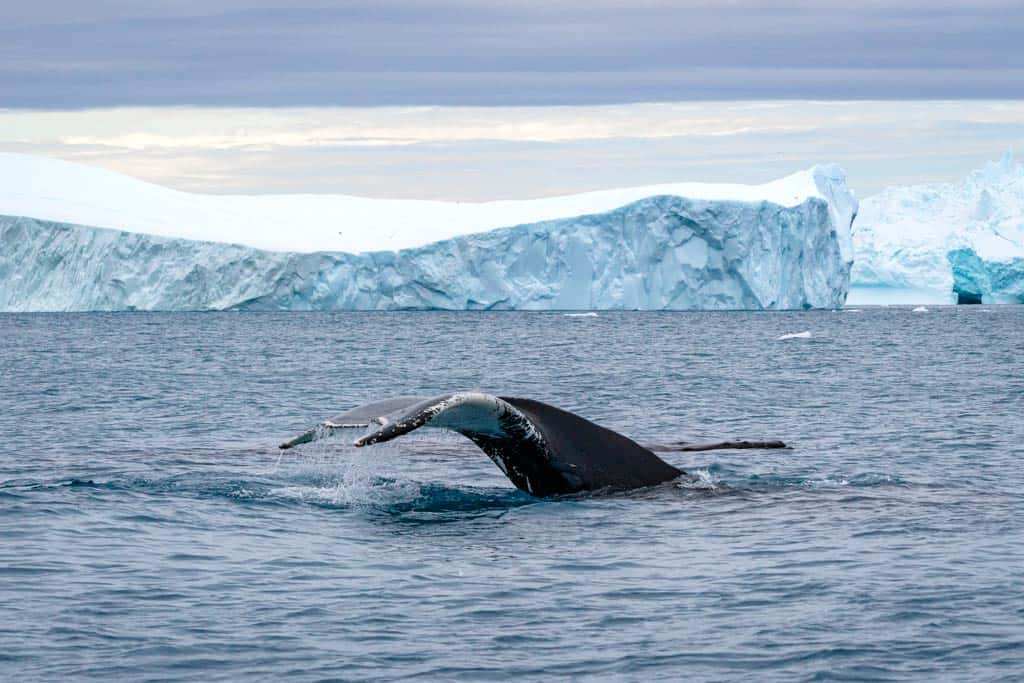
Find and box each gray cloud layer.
[2,1,1022,107]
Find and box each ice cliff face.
[0,164,855,311]
[851,152,1024,305]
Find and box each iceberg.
[850,151,1024,305]
[0,155,856,312]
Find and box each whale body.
[280,392,785,497]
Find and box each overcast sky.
[4,102,1022,199]
[2,3,1021,198]
[2,1,1023,107]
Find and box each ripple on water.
[1,308,1023,680]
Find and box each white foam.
[676,469,720,491]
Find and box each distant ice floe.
[563,312,599,317]
[777,331,812,340]
[850,151,1024,305]
[912,306,929,312]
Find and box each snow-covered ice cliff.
[0,155,856,311]
[850,151,1024,305]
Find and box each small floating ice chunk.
[843,308,863,313]
[912,306,929,312]
[563,312,599,317]
[777,331,812,340]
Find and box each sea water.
[1,308,1023,680]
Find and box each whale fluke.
[278,396,425,450]
[279,393,787,497]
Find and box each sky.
[4,1,1023,106]
[2,2,1022,198]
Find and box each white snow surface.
[850,151,1024,304]
[0,154,857,312]
[1,152,841,254]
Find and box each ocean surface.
[2,308,1023,681]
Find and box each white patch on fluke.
[777,331,812,340]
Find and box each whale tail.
[280,392,681,496]
[279,393,787,497]
[278,396,426,450]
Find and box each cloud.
[34,104,813,151]
[1,1,1022,107]
[3,101,1023,199]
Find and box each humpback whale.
[280,392,785,497]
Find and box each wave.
[5,460,907,519]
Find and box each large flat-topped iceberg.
[851,152,1024,305]
[2,152,844,255]
[0,156,856,311]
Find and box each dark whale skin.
[280,392,784,498]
